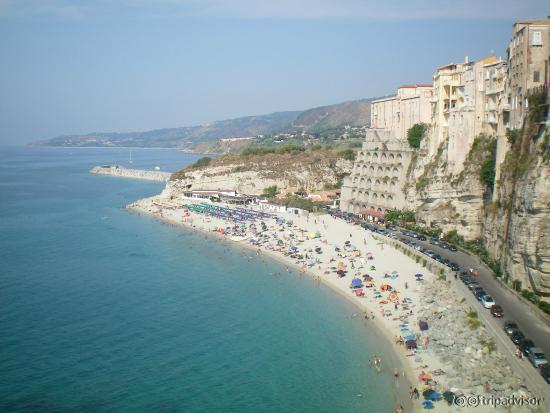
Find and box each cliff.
[483,96,550,295]
[161,150,352,198]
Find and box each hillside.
[33,98,377,149]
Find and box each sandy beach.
[127,197,539,413]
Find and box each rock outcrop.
[163,151,352,198]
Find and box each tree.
[263,185,279,198]
[407,123,427,149]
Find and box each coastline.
[127,197,438,412]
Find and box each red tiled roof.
[360,209,386,218]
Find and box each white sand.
[127,197,501,413]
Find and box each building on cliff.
[370,85,432,140]
[506,18,550,130]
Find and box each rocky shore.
[90,165,172,182]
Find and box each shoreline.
[125,196,542,413]
[127,198,436,412]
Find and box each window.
[532,31,542,46]
[533,70,540,83]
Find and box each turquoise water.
[0,147,398,412]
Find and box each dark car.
[475,290,487,301]
[440,243,450,250]
[461,275,472,284]
[418,235,427,241]
[469,284,482,292]
[519,339,536,356]
[490,305,504,318]
[450,263,460,271]
[504,321,519,335]
[511,330,525,345]
[540,364,550,384]
[449,245,458,252]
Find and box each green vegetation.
[506,129,519,146]
[337,149,356,161]
[263,185,279,198]
[407,123,428,149]
[240,143,305,157]
[416,177,429,191]
[282,195,324,212]
[191,156,212,168]
[480,140,497,189]
[384,209,416,224]
[466,309,481,330]
[479,338,496,353]
[519,289,550,315]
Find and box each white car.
[481,295,495,309]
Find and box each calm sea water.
[0,147,398,413]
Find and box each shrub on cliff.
[192,157,212,168]
[407,123,427,149]
[337,149,356,161]
[263,185,279,198]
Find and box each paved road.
[372,227,550,402]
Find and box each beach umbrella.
[419,373,432,382]
[363,274,373,281]
[421,400,434,409]
[415,273,424,278]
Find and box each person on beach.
[395,404,403,413]
[393,368,399,379]
[408,385,414,399]
[413,387,419,399]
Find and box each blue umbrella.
[422,400,434,409]
[415,273,424,278]
[403,334,416,341]
[351,278,363,288]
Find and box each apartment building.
[507,18,550,129]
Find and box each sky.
[0,0,548,145]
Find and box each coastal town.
[83,15,550,413]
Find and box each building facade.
[506,18,550,130]
[370,85,432,141]
[339,129,417,214]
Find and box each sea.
[0,146,399,413]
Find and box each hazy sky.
[0,0,548,145]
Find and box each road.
[372,227,550,403]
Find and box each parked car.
[504,322,519,335]
[481,295,495,309]
[461,275,472,284]
[449,245,458,252]
[511,330,525,345]
[519,339,536,356]
[475,290,487,301]
[411,233,419,239]
[540,364,550,384]
[527,348,548,368]
[490,305,504,317]
[450,263,460,271]
[418,235,427,241]
[429,238,439,245]
[468,283,481,291]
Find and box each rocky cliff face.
[403,135,493,241]
[483,113,550,294]
[401,106,549,294]
[162,151,352,198]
